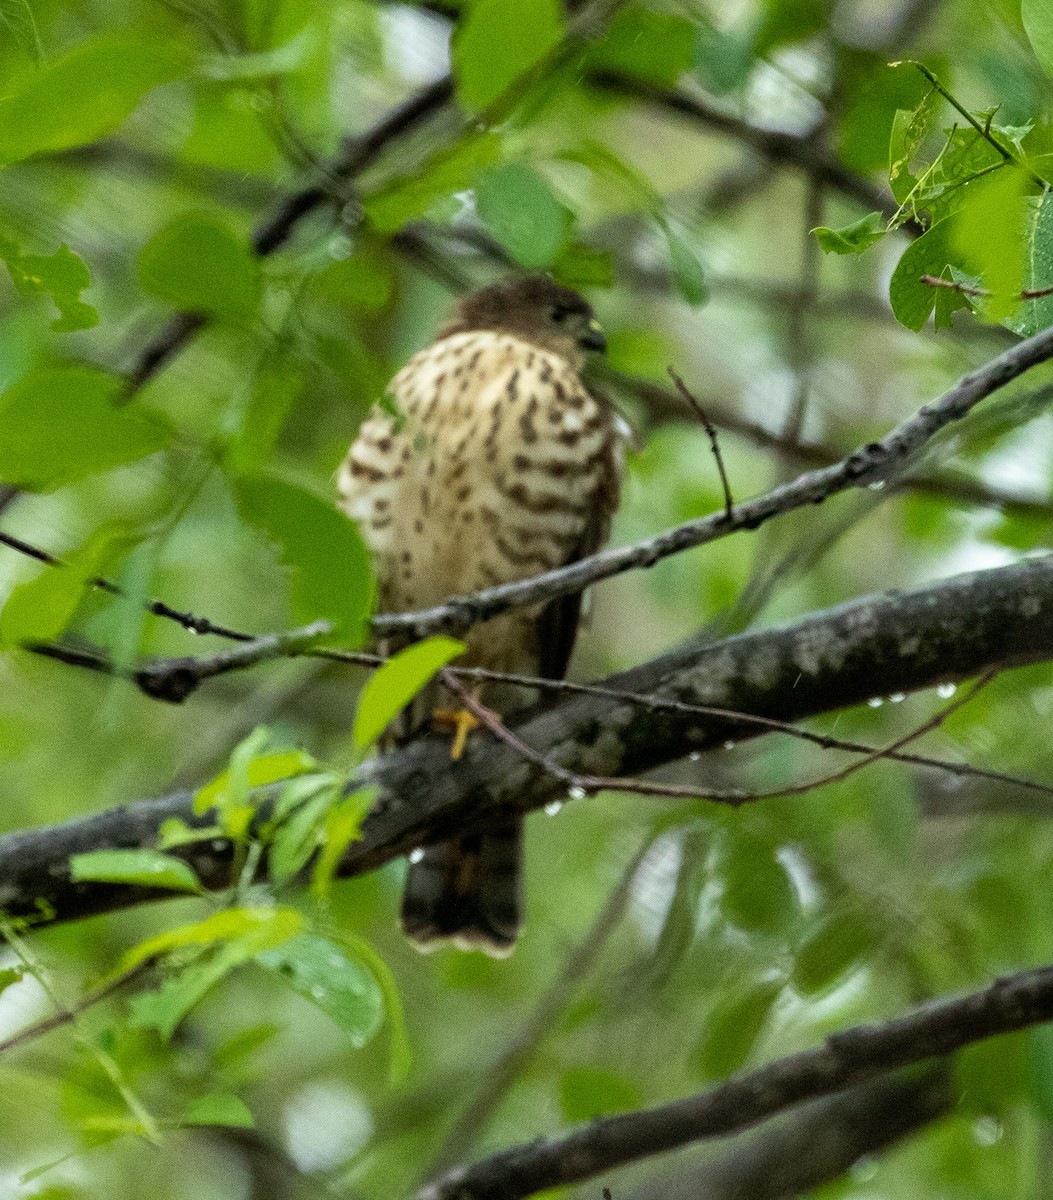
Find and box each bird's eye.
[550,307,569,323]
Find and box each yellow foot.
[432,707,481,760]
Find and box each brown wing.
[536,397,625,681]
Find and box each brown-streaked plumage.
[337,275,624,955]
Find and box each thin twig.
[667,367,734,520]
[921,273,1053,301]
[0,957,157,1057]
[441,667,999,807]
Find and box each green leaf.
[181,1092,255,1128]
[68,850,202,894]
[452,0,563,111]
[695,978,784,1078]
[0,527,123,648]
[233,474,373,644]
[0,965,24,996]
[267,777,341,884]
[718,832,797,934]
[138,213,261,322]
[952,165,1029,320]
[662,224,708,306]
[0,0,43,64]
[195,739,318,824]
[587,6,697,86]
[559,1067,641,1122]
[353,637,465,748]
[121,906,303,971]
[888,89,939,205]
[0,35,187,164]
[0,237,97,331]
[226,363,301,475]
[257,933,384,1048]
[1009,191,1053,338]
[812,211,885,255]
[129,907,303,1038]
[1023,0,1053,79]
[889,217,954,330]
[311,789,374,896]
[475,163,571,269]
[792,909,880,995]
[364,133,500,233]
[0,367,171,491]
[552,243,614,288]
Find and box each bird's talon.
[432,707,481,760]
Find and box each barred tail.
[400,816,523,957]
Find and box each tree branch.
[3,552,1053,924]
[418,963,1053,1199]
[625,1069,952,1200]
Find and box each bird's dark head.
[442,276,606,364]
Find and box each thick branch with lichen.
[1,552,1052,925]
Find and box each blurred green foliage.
[2,0,1053,1197]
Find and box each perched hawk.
[337,276,623,955]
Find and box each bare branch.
[418,964,1053,1200]
[626,1070,951,1200]
[3,553,1053,926]
[667,367,734,520]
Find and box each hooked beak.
[580,317,607,353]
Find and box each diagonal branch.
[418,962,1052,1200]
[2,552,1053,925]
[625,1069,952,1200]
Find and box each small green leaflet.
[122,906,302,971]
[586,5,696,87]
[181,1093,255,1128]
[69,849,201,894]
[195,733,318,826]
[694,977,784,1078]
[0,966,24,997]
[0,526,124,648]
[267,775,343,884]
[0,35,188,164]
[1009,192,1053,338]
[364,133,500,233]
[138,213,260,322]
[0,236,97,331]
[813,212,886,256]
[889,217,954,330]
[0,367,172,492]
[662,223,708,306]
[234,474,373,645]
[1023,0,1053,80]
[128,907,303,1038]
[475,163,571,269]
[951,166,1029,321]
[353,637,465,748]
[311,789,374,896]
[257,933,384,1048]
[452,0,563,112]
